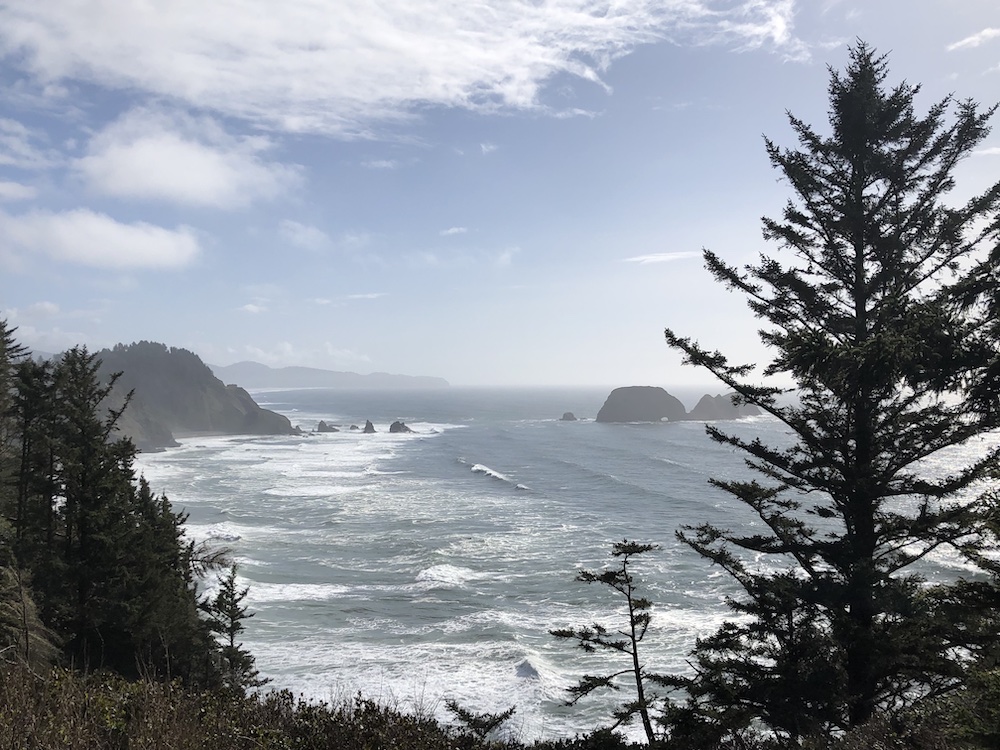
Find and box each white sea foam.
[262,485,358,498]
[415,564,489,588]
[204,522,242,542]
[469,462,531,490]
[133,388,996,743]
[246,582,352,604]
[470,463,509,480]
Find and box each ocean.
[133,386,979,742]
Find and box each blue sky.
[1,1,998,387]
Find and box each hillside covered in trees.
[0,324,265,691]
[98,341,299,451]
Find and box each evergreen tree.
[662,42,1000,744]
[551,541,665,744]
[0,320,28,521]
[0,323,59,671]
[205,564,267,694]
[0,329,229,684]
[45,347,138,670]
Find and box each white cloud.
[0,208,201,269]
[947,28,1000,52]
[480,142,498,155]
[280,220,331,251]
[975,146,1000,156]
[75,108,300,208]
[362,159,399,169]
[440,226,467,236]
[713,0,808,61]
[624,251,701,264]
[0,2,810,137]
[347,292,387,300]
[0,117,60,169]
[0,180,37,201]
[239,304,267,314]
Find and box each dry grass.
[0,664,639,750]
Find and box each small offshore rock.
[516,659,540,679]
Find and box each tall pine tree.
[0,331,228,684]
[205,564,267,694]
[662,42,1000,745]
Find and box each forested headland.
[3,41,1000,749]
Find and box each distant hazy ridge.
[210,361,450,389]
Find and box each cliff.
[98,341,297,451]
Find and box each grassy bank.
[0,664,632,750]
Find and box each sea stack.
[595,386,687,423]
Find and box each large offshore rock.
[596,386,687,423]
[687,393,761,421]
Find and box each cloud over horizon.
[0,1,807,138]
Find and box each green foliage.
[205,564,268,694]
[662,41,1000,745]
[0,559,58,671]
[446,699,517,740]
[0,325,233,687]
[1,662,593,750]
[551,541,668,745]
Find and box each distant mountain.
[97,342,298,451]
[210,361,449,390]
[27,348,58,362]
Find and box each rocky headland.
[98,341,299,451]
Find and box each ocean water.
[133,386,982,742]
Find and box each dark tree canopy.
[0,330,237,687]
[662,41,1000,745]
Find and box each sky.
[0,1,998,387]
